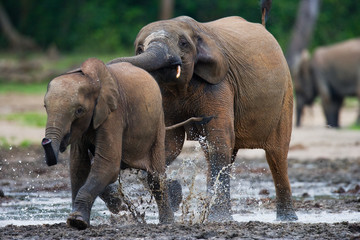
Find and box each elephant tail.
[165,116,213,131]
[260,0,272,27]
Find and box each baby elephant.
[42,58,178,230]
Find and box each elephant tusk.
[176,65,181,79]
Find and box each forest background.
[1,0,359,56]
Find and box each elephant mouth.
[150,63,182,83]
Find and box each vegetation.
[0,112,47,128]
[1,1,359,54]
[0,82,48,95]
[349,123,360,131]
[0,137,33,148]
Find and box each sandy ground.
[0,93,360,239]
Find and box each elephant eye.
[75,107,85,117]
[136,45,144,55]
[178,36,189,48]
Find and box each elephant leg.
[357,102,360,125]
[147,172,174,224]
[206,149,233,222]
[99,182,127,214]
[164,126,185,211]
[264,88,297,221]
[322,96,343,128]
[134,169,182,213]
[67,157,120,230]
[357,82,360,125]
[69,144,91,207]
[265,149,297,221]
[231,148,239,164]
[165,127,185,166]
[201,119,235,222]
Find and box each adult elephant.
[108,6,297,221]
[294,38,360,127]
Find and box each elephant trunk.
[42,138,59,166]
[42,124,63,166]
[107,43,181,72]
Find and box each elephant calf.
[42,58,175,230]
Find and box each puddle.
[1,172,358,227]
[0,191,109,227]
[1,188,359,227]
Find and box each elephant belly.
[233,86,288,149]
[121,135,157,170]
[121,113,164,172]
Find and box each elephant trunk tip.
[42,138,58,166]
[42,138,51,145]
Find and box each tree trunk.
[0,2,38,51]
[159,0,174,20]
[286,0,321,74]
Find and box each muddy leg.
[99,183,127,214]
[206,149,232,222]
[147,172,174,224]
[201,126,234,222]
[164,126,185,211]
[265,149,297,221]
[67,160,120,230]
[136,170,182,213]
[69,144,91,209]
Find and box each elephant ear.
[194,33,229,84]
[81,58,119,129]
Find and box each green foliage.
[1,112,47,128]
[0,137,11,149]
[348,123,360,131]
[0,0,359,53]
[0,82,48,95]
[19,140,32,148]
[311,0,360,49]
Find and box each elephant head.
[293,50,318,127]
[107,16,229,95]
[42,58,119,166]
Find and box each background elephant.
[108,2,297,222]
[42,58,175,229]
[294,38,360,127]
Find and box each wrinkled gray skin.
[294,38,360,127]
[42,58,175,230]
[108,15,297,222]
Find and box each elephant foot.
[276,209,298,221]
[158,208,175,224]
[168,179,182,212]
[207,206,233,222]
[99,183,128,214]
[105,197,128,214]
[159,214,175,224]
[67,211,89,230]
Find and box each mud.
[1,144,360,239]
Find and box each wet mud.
[1,143,360,239]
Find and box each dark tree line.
[0,0,359,55]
